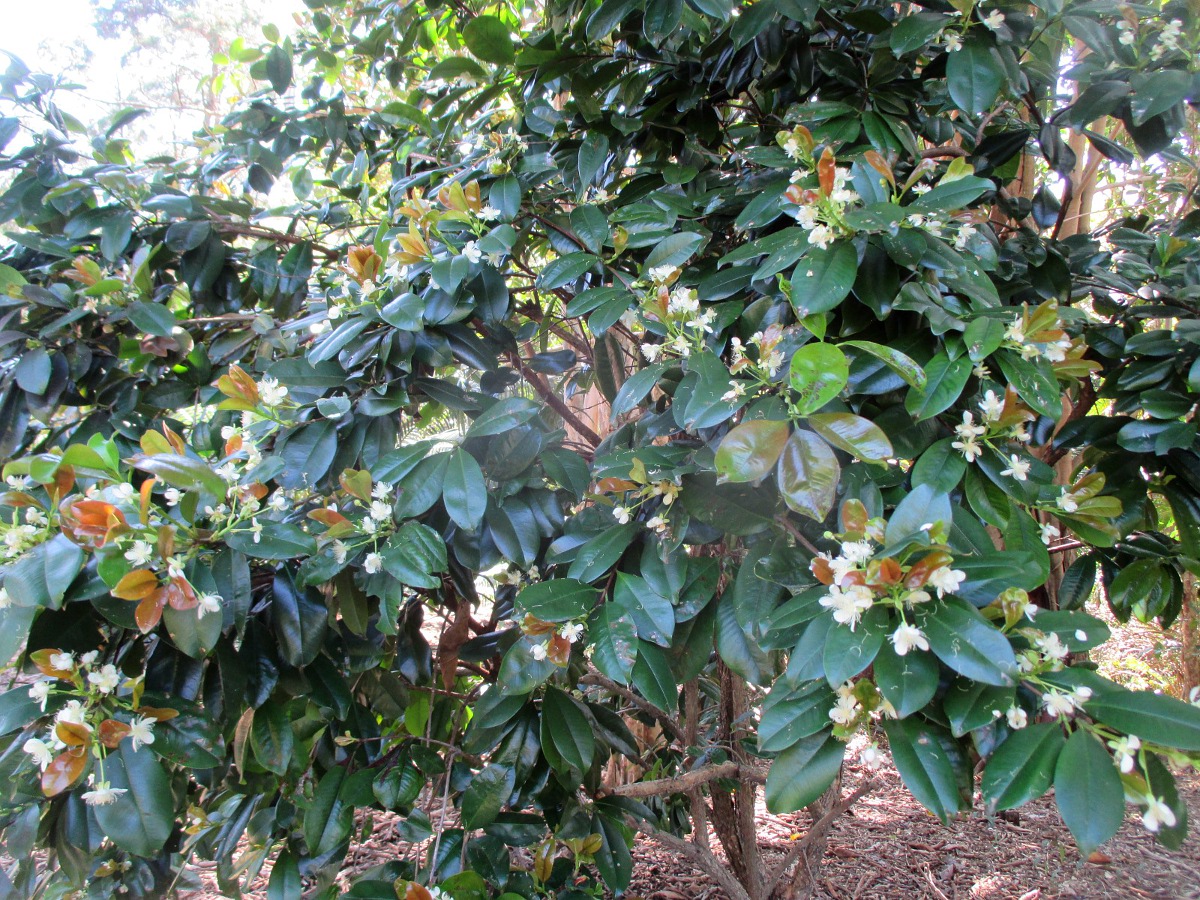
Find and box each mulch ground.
[186,760,1200,900]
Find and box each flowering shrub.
[0,1,1199,898]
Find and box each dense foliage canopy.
[0,0,1199,898]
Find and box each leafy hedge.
[0,0,1199,898]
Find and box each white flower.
[721,381,745,403]
[1142,796,1177,833]
[978,390,1005,422]
[462,241,483,264]
[951,436,983,462]
[1000,454,1031,482]
[372,481,392,499]
[0,587,9,610]
[944,31,963,52]
[612,506,631,525]
[808,224,834,250]
[370,500,393,522]
[478,205,501,221]
[332,540,349,565]
[83,781,127,806]
[364,552,383,574]
[646,515,668,534]
[560,622,584,643]
[111,483,136,502]
[1036,632,1069,663]
[88,664,121,695]
[258,376,288,407]
[49,652,75,673]
[859,744,883,770]
[220,425,239,440]
[829,694,860,726]
[1042,690,1080,718]
[926,566,966,598]
[890,623,929,656]
[127,715,155,752]
[955,413,986,441]
[1039,523,1060,546]
[28,681,51,711]
[268,491,288,512]
[973,362,990,379]
[1118,28,1136,46]
[667,287,699,316]
[1109,735,1141,774]
[530,641,548,661]
[648,265,676,284]
[903,589,932,606]
[5,475,31,490]
[361,517,378,535]
[23,738,54,770]
[217,462,240,484]
[1004,319,1026,344]
[1006,706,1028,730]
[981,9,1005,30]
[197,593,222,618]
[79,651,98,667]
[163,487,182,507]
[793,204,819,229]
[641,342,662,362]
[249,521,263,544]
[56,700,87,727]
[840,541,874,565]
[166,556,186,579]
[1058,489,1079,513]
[820,584,874,631]
[124,540,154,567]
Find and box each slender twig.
[579,671,684,743]
[765,778,878,898]
[634,822,755,900]
[505,350,602,447]
[602,761,767,798]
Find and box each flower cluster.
[597,457,681,538]
[827,679,897,736]
[637,266,718,362]
[521,614,584,666]
[777,130,859,250]
[949,387,1034,464]
[21,649,167,806]
[811,501,965,660]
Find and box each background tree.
[0,1,1199,899]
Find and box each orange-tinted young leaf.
[55,721,92,747]
[464,180,481,208]
[224,434,244,456]
[904,551,954,590]
[134,706,180,722]
[30,648,74,679]
[864,150,895,187]
[64,499,128,547]
[309,508,350,527]
[346,245,382,283]
[163,577,198,611]
[547,634,572,666]
[139,476,156,521]
[817,147,836,198]
[401,884,434,900]
[216,365,260,404]
[42,750,88,797]
[52,464,76,502]
[810,556,835,585]
[533,840,555,883]
[98,719,131,749]
[156,525,176,560]
[521,614,557,636]
[841,499,869,534]
[162,423,186,455]
[595,478,637,494]
[243,483,269,501]
[114,569,159,601]
[135,593,164,633]
[868,557,903,586]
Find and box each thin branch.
[506,351,602,448]
[765,778,878,898]
[775,514,822,557]
[634,821,755,900]
[579,671,684,743]
[601,761,767,798]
